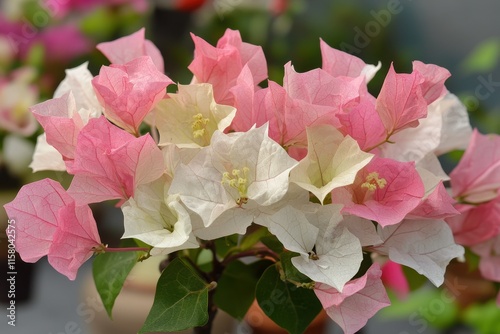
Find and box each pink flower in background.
[0,67,38,136]
[43,0,148,17]
[37,25,92,63]
[3,179,101,280]
[381,260,409,300]
[92,56,173,135]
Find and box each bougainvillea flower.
[68,117,164,205]
[337,100,387,152]
[445,198,500,247]
[314,264,391,334]
[188,29,267,106]
[168,124,297,228]
[30,92,84,162]
[450,129,500,203]
[290,124,373,203]
[54,62,103,118]
[268,204,363,291]
[412,61,451,105]
[471,236,500,283]
[331,157,425,226]
[4,179,101,280]
[30,134,66,172]
[154,83,236,147]
[92,56,173,135]
[37,24,92,63]
[375,219,464,286]
[375,64,427,136]
[122,177,198,255]
[97,28,164,72]
[320,38,381,82]
[378,93,472,165]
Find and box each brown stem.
[221,247,279,266]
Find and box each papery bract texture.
[30,134,66,172]
[92,56,173,135]
[54,62,103,118]
[30,92,84,161]
[450,129,500,203]
[290,124,373,204]
[288,204,363,291]
[188,29,267,106]
[3,179,101,280]
[168,125,297,229]
[331,157,425,226]
[49,203,101,280]
[68,117,165,205]
[376,219,464,286]
[320,39,381,82]
[155,83,236,147]
[446,199,500,247]
[376,64,427,136]
[314,264,390,334]
[97,27,164,72]
[122,177,198,255]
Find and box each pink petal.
[30,92,84,161]
[314,264,390,334]
[332,157,425,226]
[97,28,164,72]
[376,64,427,136]
[68,117,164,205]
[48,203,101,280]
[337,100,386,151]
[412,61,450,104]
[478,255,500,282]
[450,129,500,203]
[407,181,460,220]
[446,199,500,246]
[320,39,366,78]
[92,56,173,135]
[188,29,267,105]
[3,179,73,262]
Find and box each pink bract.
[314,264,390,334]
[67,117,164,205]
[3,179,101,280]
[97,28,164,72]
[92,56,173,135]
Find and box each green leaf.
[461,39,500,74]
[214,235,239,258]
[255,264,322,334]
[214,260,272,319]
[92,247,140,318]
[239,225,270,251]
[403,265,428,291]
[139,258,210,333]
[464,300,500,334]
[280,251,311,283]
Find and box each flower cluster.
[4,28,496,334]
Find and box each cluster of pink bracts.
[4,27,500,334]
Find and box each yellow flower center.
[221,167,250,205]
[192,113,210,138]
[361,172,387,191]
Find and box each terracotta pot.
[444,261,497,309]
[244,299,329,334]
